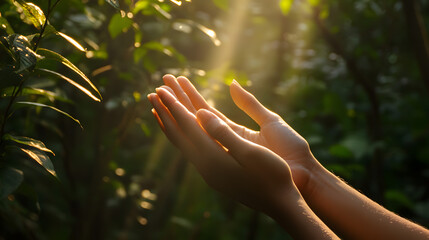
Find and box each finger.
[151,108,165,131]
[162,74,196,113]
[159,85,177,99]
[197,109,290,177]
[196,109,257,165]
[230,80,280,126]
[148,93,193,152]
[155,87,215,150]
[176,76,210,110]
[177,76,243,131]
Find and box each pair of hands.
[148,75,318,215]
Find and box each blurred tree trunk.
[401,0,429,93]
[313,10,385,203]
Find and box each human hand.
[147,87,300,216]
[160,74,321,196]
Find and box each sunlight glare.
[137,216,148,225]
[140,201,153,210]
[141,189,157,200]
[115,168,126,176]
[205,0,249,93]
[170,0,182,6]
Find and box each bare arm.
[305,162,429,240]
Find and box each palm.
[224,117,314,191]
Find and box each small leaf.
[152,3,172,19]
[279,0,294,15]
[106,0,120,10]
[57,32,86,52]
[14,1,46,29]
[108,13,133,38]
[43,24,57,37]
[133,1,150,14]
[0,16,14,34]
[11,34,42,72]
[16,101,82,128]
[0,167,24,199]
[3,134,54,155]
[36,48,102,101]
[1,86,70,103]
[35,68,101,102]
[20,148,56,177]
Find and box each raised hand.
[161,74,321,196]
[148,86,338,239]
[147,87,297,214]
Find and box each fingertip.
[163,74,176,80]
[230,79,245,96]
[196,109,217,125]
[159,85,176,96]
[147,93,154,101]
[155,87,174,103]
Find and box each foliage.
[0,0,428,239]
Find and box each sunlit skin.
[148,78,338,239]
[148,74,429,239]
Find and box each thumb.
[230,80,279,126]
[196,109,251,159]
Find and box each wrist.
[298,156,331,201]
[269,188,339,240]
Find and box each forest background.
[0,0,429,239]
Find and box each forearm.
[270,190,339,240]
[305,162,429,239]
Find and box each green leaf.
[35,68,101,102]
[16,101,82,128]
[108,13,133,38]
[1,86,71,103]
[11,34,42,72]
[20,148,57,177]
[279,0,293,15]
[133,1,150,14]
[57,32,86,52]
[14,1,46,30]
[0,167,24,199]
[43,24,57,37]
[36,48,102,101]
[3,134,54,155]
[0,16,14,34]
[0,37,16,63]
[152,3,172,19]
[106,0,120,10]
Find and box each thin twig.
[34,0,62,50]
[0,77,25,147]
